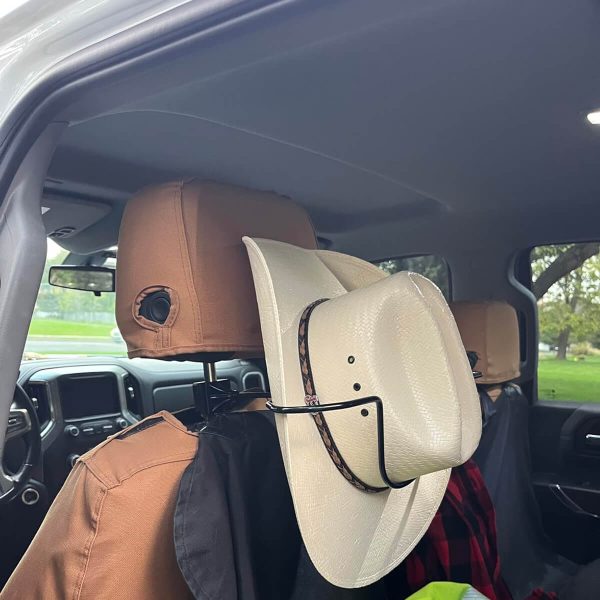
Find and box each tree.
[532,243,599,299]
[378,255,450,299]
[532,244,600,359]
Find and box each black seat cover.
[473,385,578,598]
[174,411,391,600]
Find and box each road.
[25,336,126,356]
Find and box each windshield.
[24,240,126,360]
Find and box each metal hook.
[266,396,414,490]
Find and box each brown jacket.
[1,412,197,600]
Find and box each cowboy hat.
[243,237,482,588]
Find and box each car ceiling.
[45,0,600,261]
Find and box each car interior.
[1,0,600,597]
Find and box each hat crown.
[308,272,481,488]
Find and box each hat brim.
[243,237,451,588]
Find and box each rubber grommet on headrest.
[139,290,171,325]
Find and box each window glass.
[24,239,126,360]
[531,243,600,402]
[375,255,451,299]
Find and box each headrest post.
[182,360,271,428]
[203,361,217,384]
[191,362,218,423]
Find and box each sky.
[47,238,63,259]
[0,0,28,20]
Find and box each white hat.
[243,237,482,588]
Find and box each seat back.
[451,301,576,598]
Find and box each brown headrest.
[450,301,520,385]
[116,179,317,359]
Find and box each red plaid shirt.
[385,459,558,600]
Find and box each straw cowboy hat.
[243,237,482,589]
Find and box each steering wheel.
[0,384,41,504]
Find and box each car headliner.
[43,0,600,263]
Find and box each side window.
[375,255,451,300]
[531,243,600,402]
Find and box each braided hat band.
[297,299,386,494]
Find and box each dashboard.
[15,357,267,498]
[0,356,266,585]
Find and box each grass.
[28,319,113,337]
[538,354,600,403]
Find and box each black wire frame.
[266,395,415,490]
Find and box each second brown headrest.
[450,300,521,385]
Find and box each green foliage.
[538,298,600,345]
[532,244,600,357]
[571,342,594,357]
[532,244,600,304]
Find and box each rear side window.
[531,243,600,402]
[375,255,450,300]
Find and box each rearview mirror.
[49,266,115,295]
